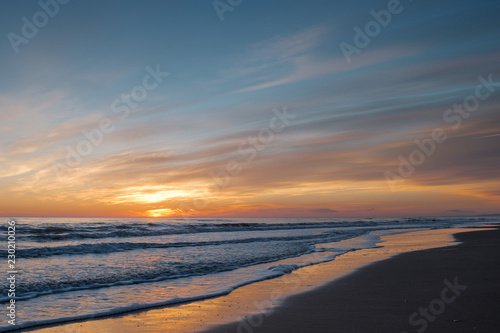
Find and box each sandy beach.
[23,226,498,333]
[205,226,500,333]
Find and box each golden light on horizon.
[145,208,176,217]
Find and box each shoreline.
[205,225,500,332]
[22,227,488,333]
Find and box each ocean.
[2,216,497,332]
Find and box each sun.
[144,208,176,217]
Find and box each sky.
[0,0,499,218]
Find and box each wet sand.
[205,226,500,333]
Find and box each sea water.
[1,216,497,331]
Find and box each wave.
[18,230,364,258]
[4,241,315,303]
[0,262,322,333]
[17,219,444,242]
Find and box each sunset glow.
[145,208,176,218]
[1,0,499,218]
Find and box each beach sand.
[205,226,500,333]
[27,227,498,333]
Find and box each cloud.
[231,45,420,94]
[7,111,105,154]
[447,209,475,214]
[213,25,330,92]
[309,208,338,213]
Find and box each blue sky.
[1,0,499,217]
